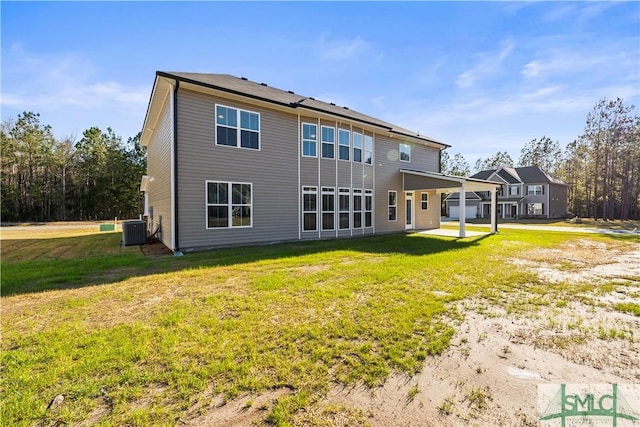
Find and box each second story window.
[399,143,411,162]
[527,185,544,195]
[321,126,335,159]
[338,129,350,161]
[353,132,363,163]
[364,135,373,165]
[216,105,260,150]
[302,123,317,157]
[509,186,519,196]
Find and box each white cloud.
[1,47,151,138]
[1,48,149,111]
[317,35,369,61]
[455,39,516,89]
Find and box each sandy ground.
[178,240,640,426]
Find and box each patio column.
[490,188,497,233]
[459,183,466,238]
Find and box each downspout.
[173,80,182,255]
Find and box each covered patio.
[401,169,502,238]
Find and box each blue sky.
[2,1,638,166]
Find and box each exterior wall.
[521,183,547,217]
[160,86,445,250]
[548,184,568,218]
[374,136,441,233]
[146,96,173,249]
[414,190,440,229]
[176,88,299,250]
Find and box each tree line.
[2,98,639,222]
[441,98,640,220]
[1,112,146,222]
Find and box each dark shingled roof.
[157,71,447,147]
[471,166,566,185]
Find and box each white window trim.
[353,188,363,229]
[321,187,335,231]
[421,192,429,211]
[527,184,544,196]
[214,104,261,151]
[205,180,253,229]
[302,185,318,231]
[301,122,318,158]
[364,134,374,165]
[338,129,350,162]
[365,189,373,228]
[399,143,411,162]
[388,190,398,222]
[338,187,350,230]
[321,125,335,159]
[353,132,363,163]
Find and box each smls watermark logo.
[538,383,640,426]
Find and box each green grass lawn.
[1,226,637,426]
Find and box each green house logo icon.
[539,384,640,426]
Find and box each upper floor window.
[338,129,350,161]
[527,185,544,195]
[216,105,260,150]
[353,132,363,163]
[364,135,373,165]
[399,143,411,162]
[206,181,252,228]
[321,126,335,159]
[302,123,317,157]
[509,186,519,196]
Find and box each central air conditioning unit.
[122,220,147,246]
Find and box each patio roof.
[400,169,501,193]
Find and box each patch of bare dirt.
[140,239,173,256]
[180,387,294,426]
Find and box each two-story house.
[140,72,500,253]
[444,166,568,220]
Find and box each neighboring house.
[444,166,568,220]
[140,72,500,252]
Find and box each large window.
[364,135,373,165]
[527,203,544,216]
[421,192,429,210]
[338,129,350,161]
[321,126,335,159]
[206,181,252,228]
[399,143,411,162]
[527,185,544,195]
[302,123,317,157]
[303,186,318,231]
[353,132,363,163]
[353,189,363,228]
[321,187,335,230]
[509,186,520,196]
[365,189,373,227]
[339,188,350,229]
[388,191,397,221]
[216,105,260,150]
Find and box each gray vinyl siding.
[175,88,299,250]
[146,97,173,249]
[374,134,405,234]
[548,184,568,218]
